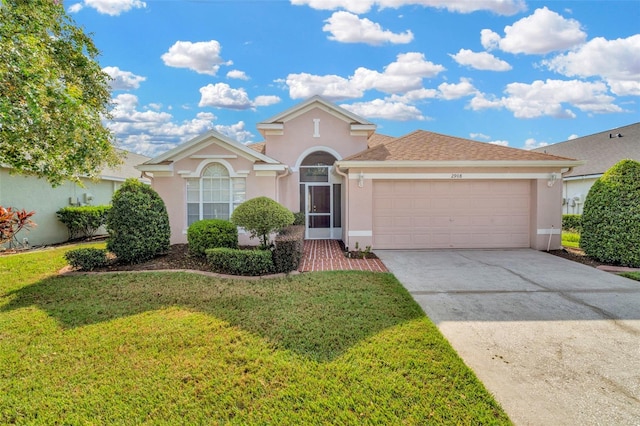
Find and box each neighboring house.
[138,96,582,251]
[0,150,150,247]
[532,122,640,215]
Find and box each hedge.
[64,248,109,271]
[562,214,582,233]
[272,225,305,273]
[580,159,640,267]
[187,219,238,257]
[56,205,111,240]
[206,247,274,276]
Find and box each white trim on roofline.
[563,173,603,181]
[140,129,280,166]
[258,95,374,128]
[336,159,585,169]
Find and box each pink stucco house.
[137,96,582,251]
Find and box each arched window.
[186,163,245,226]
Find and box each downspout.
[275,166,290,204]
[334,165,349,247]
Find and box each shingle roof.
[344,130,575,162]
[247,141,266,155]
[367,133,395,148]
[101,150,150,181]
[532,122,640,177]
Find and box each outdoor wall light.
[547,172,558,187]
[358,172,364,188]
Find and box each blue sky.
[66,0,639,158]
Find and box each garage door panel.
[373,180,530,249]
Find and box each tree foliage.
[231,197,294,249]
[0,0,121,186]
[580,159,640,267]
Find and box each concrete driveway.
[377,249,640,426]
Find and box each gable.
[136,130,283,177]
[257,95,375,138]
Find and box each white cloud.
[524,138,548,150]
[161,40,231,76]
[68,3,83,13]
[470,79,622,118]
[543,35,640,96]
[437,78,477,100]
[253,95,282,107]
[227,70,250,80]
[285,52,444,99]
[388,88,439,103]
[489,140,509,146]
[284,73,363,101]
[482,7,586,54]
[568,134,579,140]
[450,49,512,71]
[108,94,228,157]
[323,11,413,45]
[103,66,146,91]
[198,83,252,109]
[341,99,426,121]
[198,83,280,110]
[214,121,254,144]
[470,132,491,140]
[291,0,526,16]
[74,0,146,16]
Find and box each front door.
[307,185,331,239]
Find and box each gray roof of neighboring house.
[532,122,640,178]
[101,150,150,182]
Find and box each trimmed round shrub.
[187,219,238,257]
[64,248,108,271]
[231,197,294,249]
[106,179,170,264]
[580,159,640,267]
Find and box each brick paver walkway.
[298,240,388,272]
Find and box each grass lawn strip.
[1,244,510,424]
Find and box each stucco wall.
[530,178,563,250]
[0,169,120,247]
[151,142,278,245]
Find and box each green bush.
[231,197,294,249]
[64,248,109,271]
[206,247,274,276]
[292,211,305,226]
[56,205,111,240]
[580,159,640,267]
[272,225,305,273]
[187,219,238,257]
[562,214,582,233]
[106,179,170,265]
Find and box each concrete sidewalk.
[377,249,640,426]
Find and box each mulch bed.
[546,246,608,268]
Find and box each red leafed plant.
[0,206,36,245]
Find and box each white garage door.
[373,180,530,249]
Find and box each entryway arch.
[298,151,343,239]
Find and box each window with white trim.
[186,163,245,226]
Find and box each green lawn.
[561,231,580,248]
[619,271,640,282]
[0,244,510,424]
